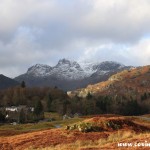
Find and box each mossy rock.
[65,122,102,132]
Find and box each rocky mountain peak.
[27,64,52,76]
[52,58,84,80]
[57,58,71,65]
[93,61,125,71]
[56,58,81,68]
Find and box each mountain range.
[14,58,132,91]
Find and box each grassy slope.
[0,115,150,150]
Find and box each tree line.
[0,84,150,123]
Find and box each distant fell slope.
[0,74,19,89]
[68,65,150,98]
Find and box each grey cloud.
[1,0,150,77]
[2,0,150,44]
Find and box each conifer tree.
[46,94,53,112]
[21,81,26,88]
[34,100,43,115]
[19,109,26,123]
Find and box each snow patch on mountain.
[79,61,101,76]
[27,64,52,76]
[26,59,126,80]
[49,59,86,80]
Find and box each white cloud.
[79,38,150,66]
[126,38,150,65]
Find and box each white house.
[29,107,34,112]
[5,106,34,112]
[6,106,18,112]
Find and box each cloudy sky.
[1,0,150,77]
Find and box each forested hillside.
[68,66,150,115]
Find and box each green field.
[0,112,84,136]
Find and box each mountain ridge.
[21,59,127,79]
[14,58,132,90]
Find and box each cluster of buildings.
[0,105,34,123]
[5,105,34,112]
